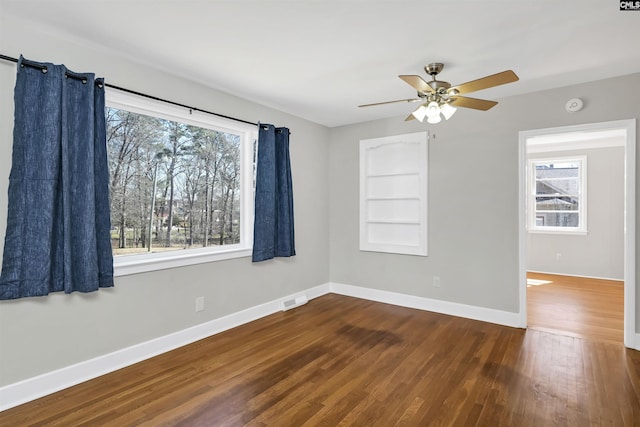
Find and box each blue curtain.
[0,56,114,299]
[252,124,295,262]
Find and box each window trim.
[105,89,256,276]
[527,155,587,235]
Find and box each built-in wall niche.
[359,131,428,256]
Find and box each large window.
[528,156,587,233]
[105,90,256,275]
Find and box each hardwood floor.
[527,272,624,344]
[1,293,639,426]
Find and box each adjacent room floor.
[526,272,624,344]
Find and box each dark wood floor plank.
[1,293,639,426]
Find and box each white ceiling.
[2,0,640,127]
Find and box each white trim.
[526,229,588,236]
[105,88,254,136]
[623,120,636,348]
[114,247,252,276]
[526,130,626,153]
[518,131,528,328]
[330,282,521,328]
[519,119,636,348]
[0,283,331,412]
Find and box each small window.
[105,90,256,275]
[528,156,587,234]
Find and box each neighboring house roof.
[535,166,579,206]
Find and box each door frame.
[518,119,636,348]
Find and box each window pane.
[535,177,578,195]
[536,212,579,228]
[106,107,242,257]
[535,162,579,196]
[535,196,579,211]
[535,161,580,175]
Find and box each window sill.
[527,229,588,236]
[114,246,252,277]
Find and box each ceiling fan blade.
[450,70,519,95]
[358,98,421,108]
[399,75,435,93]
[404,113,416,122]
[449,96,498,111]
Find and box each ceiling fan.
[358,63,519,123]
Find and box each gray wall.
[329,72,640,325]
[527,146,625,280]
[0,16,330,386]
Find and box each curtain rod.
[0,53,259,128]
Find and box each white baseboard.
[0,283,331,412]
[329,282,522,328]
[526,270,623,282]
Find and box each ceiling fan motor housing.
[424,80,455,103]
[426,80,452,93]
[425,62,444,76]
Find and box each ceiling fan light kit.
[412,99,458,123]
[359,62,519,124]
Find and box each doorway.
[518,119,636,348]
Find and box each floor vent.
[282,295,308,311]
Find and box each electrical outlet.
[433,276,441,288]
[195,296,205,312]
[556,253,562,261]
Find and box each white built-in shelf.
[359,132,428,256]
